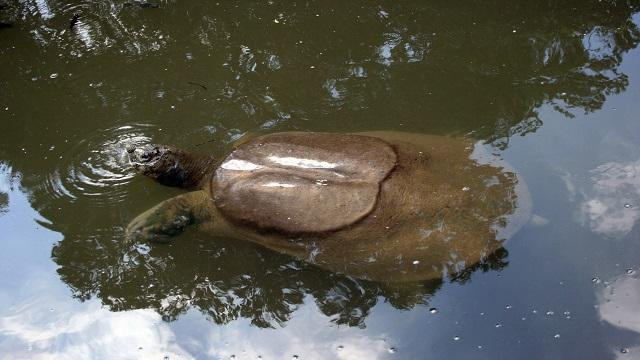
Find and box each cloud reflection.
[597,273,640,359]
[579,159,640,237]
[0,298,190,360]
[598,274,640,333]
[199,300,392,360]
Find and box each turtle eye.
[142,148,163,161]
[138,151,154,162]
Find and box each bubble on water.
[388,347,397,354]
[429,307,438,314]
[554,334,560,339]
[453,336,460,341]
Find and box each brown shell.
[212,132,397,234]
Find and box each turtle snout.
[127,144,163,167]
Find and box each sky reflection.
[579,159,640,237]
[0,298,189,360]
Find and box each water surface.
[1,1,640,359]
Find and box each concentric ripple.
[44,124,154,208]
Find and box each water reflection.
[0,163,18,216]
[51,226,508,328]
[37,129,524,327]
[0,296,190,359]
[0,192,7,216]
[597,273,640,358]
[1,1,639,154]
[196,306,394,360]
[578,159,640,237]
[1,0,639,343]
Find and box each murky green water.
[2,1,640,358]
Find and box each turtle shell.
[212,132,397,234]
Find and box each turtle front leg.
[126,190,210,243]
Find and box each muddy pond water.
[1,1,640,359]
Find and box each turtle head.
[127,144,195,187]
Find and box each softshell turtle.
[127,131,530,282]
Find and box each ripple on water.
[24,1,170,56]
[43,124,154,208]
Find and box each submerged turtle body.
[127,132,530,282]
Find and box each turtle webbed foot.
[126,202,193,243]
